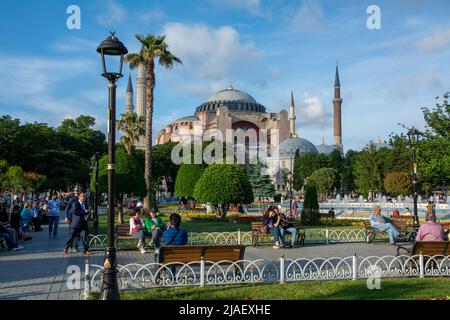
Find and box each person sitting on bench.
[145,209,165,254]
[275,207,297,248]
[162,213,187,246]
[130,209,147,254]
[262,208,284,249]
[0,223,23,251]
[370,205,400,245]
[416,214,448,241]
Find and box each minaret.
[289,90,296,138]
[136,63,146,119]
[125,75,134,114]
[333,64,342,147]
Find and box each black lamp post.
[91,152,100,235]
[96,32,128,300]
[407,127,420,227]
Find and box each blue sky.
[0,0,449,151]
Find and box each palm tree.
[116,112,145,154]
[125,34,182,208]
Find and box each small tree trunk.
[117,194,124,224]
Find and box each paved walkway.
[0,223,403,300]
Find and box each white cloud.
[288,0,326,32]
[50,37,98,53]
[138,8,165,23]
[207,0,268,18]
[297,92,332,128]
[162,22,259,80]
[96,0,127,27]
[417,27,450,52]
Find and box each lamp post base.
[99,247,120,300]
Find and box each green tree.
[25,172,47,194]
[309,167,338,199]
[293,152,330,190]
[193,164,253,218]
[95,148,146,223]
[248,160,277,200]
[152,142,180,195]
[116,112,145,154]
[417,93,450,193]
[301,183,320,225]
[353,144,390,197]
[126,34,182,209]
[175,163,207,199]
[384,172,411,196]
[341,150,358,194]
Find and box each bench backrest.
[251,222,263,230]
[393,220,408,230]
[116,224,131,236]
[158,245,245,264]
[412,241,449,256]
[363,220,372,228]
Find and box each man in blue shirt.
[370,205,400,245]
[162,213,188,249]
[47,193,61,238]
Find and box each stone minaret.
[125,75,134,114]
[289,90,296,138]
[333,64,342,147]
[136,63,146,119]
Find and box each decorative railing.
[85,254,450,295]
[88,228,377,250]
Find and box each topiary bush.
[193,164,254,218]
[301,183,320,225]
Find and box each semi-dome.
[195,85,266,114]
[172,115,199,123]
[277,137,319,158]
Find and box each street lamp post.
[96,32,128,300]
[407,127,420,227]
[91,152,100,235]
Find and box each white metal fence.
[88,228,376,250]
[85,254,450,294]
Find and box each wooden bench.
[251,221,305,247]
[392,218,417,242]
[115,224,154,250]
[364,220,388,243]
[397,241,450,257]
[158,245,246,274]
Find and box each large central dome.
[195,85,266,114]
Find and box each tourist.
[47,193,61,238]
[9,205,32,242]
[262,208,284,249]
[144,209,165,254]
[64,192,90,256]
[392,208,400,218]
[20,202,34,232]
[31,201,43,231]
[130,209,147,254]
[370,205,400,245]
[416,214,448,242]
[328,207,336,219]
[0,224,23,251]
[162,213,188,246]
[276,207,297,248]
[64,191,81,250]
[426,201,436,215]
[290,201,298,218]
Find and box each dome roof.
[195,85,266,114]
[206,86,257,103]
[172,115,199,123]
[277,138,318,158]
[316,144,335,155]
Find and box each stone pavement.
[0,222,403,300]
[0,221,85,300]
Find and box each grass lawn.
[94,215,362,235]
[119,278,450,300]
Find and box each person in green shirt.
[144,210,165,254]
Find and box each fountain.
[336,194,341,214]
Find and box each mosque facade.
[125,65,344,193]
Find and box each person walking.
[64,192,90,256]
[47,193,61,238]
